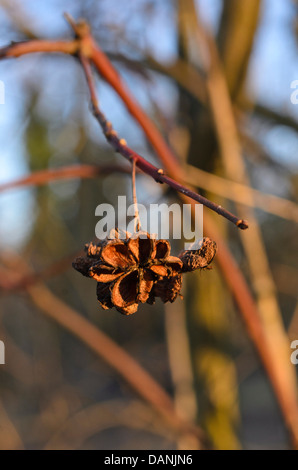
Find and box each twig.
[0,0,39,40]
[0,39,78,59]
[79,53,248,229]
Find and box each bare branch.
[79,53,248,229]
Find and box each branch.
[79,54,248,229]
[0,39,78,59]
[0,163,130,192]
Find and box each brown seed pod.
[72,231,217,315]
[72,230,183,315]
[178,237,217,272]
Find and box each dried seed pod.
[178,237,217,272]
[72,230,183,315]
[72,231,217,315]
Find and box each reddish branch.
[0,39,78,58]
[0,164,130,192]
